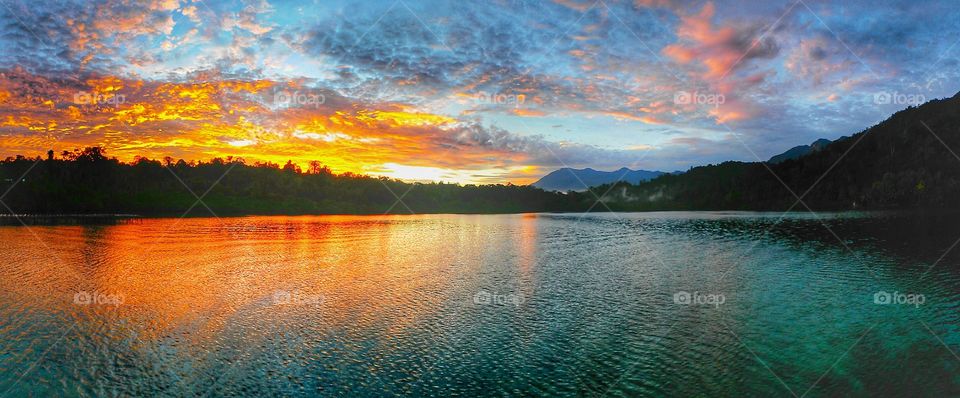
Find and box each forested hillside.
[598,92,960,211]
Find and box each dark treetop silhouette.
[0,147,590,215]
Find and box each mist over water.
[0,212,958,396]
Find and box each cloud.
[2,0,960,181]
[784,37,856,86]
[662,2,779,80]
[659,2,787,124]
[0,68,656,183]
[552,0,594,12]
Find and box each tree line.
[0,147,590,215]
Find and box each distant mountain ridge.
[534,137,835,193]
[532,167,667,191]
[593,91,960,210]
[768,138,832,163]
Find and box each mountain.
[768,138,832,163]
[532,167,667,191]
[593,91,960,211]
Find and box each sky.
[0,0,958,184]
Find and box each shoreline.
[0,208,947,223]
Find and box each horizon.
[1,0,958,184]
[3,147,688,175]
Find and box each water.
[0,212,958,397]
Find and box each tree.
[282,160,301,174]
[308,160,330,175]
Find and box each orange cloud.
[660,2,779,124]
[512,108,547,117]
[602,111,665,125]
[0,70,547,184]
[662,2,744,79]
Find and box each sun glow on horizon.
[366,163,540,185]
[374,163,449,182]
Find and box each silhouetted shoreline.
[0,214,141,225]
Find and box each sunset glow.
[1,0,959,183]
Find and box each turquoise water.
[0,212,958,396]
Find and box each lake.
[1,212,958,396]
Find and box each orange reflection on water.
[516,213,539,299]
[2,215,546,350]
